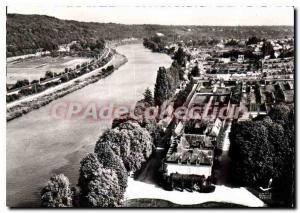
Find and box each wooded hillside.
[7,13,294,57]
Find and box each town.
[137,34,295,207]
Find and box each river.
[6,43,172,207]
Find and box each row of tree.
[41,119,154,207]
[143,36,167,53]
[154,48,188,106]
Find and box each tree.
[254,82,262,104]
[45,71,54,79]
[174,81,194,108]
[94,142,128,195]
[229,120,274,185]
[31,79,39,84]
[191,65,200,77]
[143,88,154,106]
[173,47,186,66]
[225,39,239,46]
[95,121,152,172]
[14,79,29,89]
[168,61,181,90]
[154,67,172,106]
[41,174,73,207]
[246,36,261,45]
[230,83,242,104]
[262,41,275,58]
[268,104,290,126]
[78,153,121,207]
[142,118,164,147]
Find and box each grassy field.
[124,198,247,208]
[6,56,91,84]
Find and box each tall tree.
[229,120,273,185]
[191,65,200,77]
[95,121,153,172]
[168,61,181,89]
[78,153,121,207]
[143,87,154,106]
[174,81,194,108]
[94,142,128,195]
[262,41,275,58]
[154,67,172,106]
[174,47,186,66]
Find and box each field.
[6,56,91,84]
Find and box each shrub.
[41,174,73,207]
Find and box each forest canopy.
[7,13,294,57]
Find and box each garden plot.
[7,56,91,84]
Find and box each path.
[215,123,232,186]
[125,178,265,207]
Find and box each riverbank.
[7,52,128,122]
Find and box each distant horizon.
[7,13,294,27]
[7,6,294,26]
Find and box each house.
[237,54,244,63]
[164,133,214,178]
[204,118,223,137]
[163,116,225,182]
[219,58,231,64]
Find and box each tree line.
[40,86,166,207]
[7,14,293,57]
[154,47,187,106]
[41,119,154,207]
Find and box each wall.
[166,163,212,178]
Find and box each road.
[201,84,218,118]
[135,149,165,184]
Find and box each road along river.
[6,43,172,207]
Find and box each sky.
[7,5,294,26]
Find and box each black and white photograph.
[4,1,296,209]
